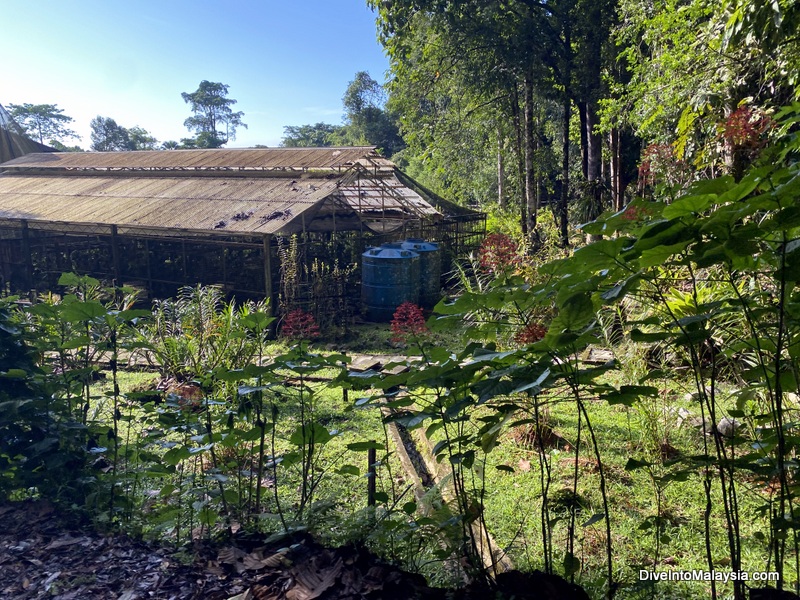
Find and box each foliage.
[477,233,520,275]
[280,309,321,341]
[281,122,342,147]
[389,302,427,343]
[0,296,88,502]
[181,80,247,148]
[8,103,79,145]
[144,285,269,382]
[339,71,404,156]
[90,117,158,152]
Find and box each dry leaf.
[287,557,342,600]
[46,536,83,549]
[218,547,246,565]
[518,459,531,472]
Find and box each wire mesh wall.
[0,213,485,317]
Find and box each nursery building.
[0,146,484,317]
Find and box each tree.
[90,116,130,151]
[8,103,79,145]
[339,72,404,156]
[127,126,158,150]
[48,140,85,152]
[89,117,158,151]
[181,81,247,148]
[281,123,342,147]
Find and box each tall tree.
[8,103,79,145]
[181,81,246,148]
[90,116,131,151]
[89,117,158,152]
[127,126,158,150]
[339,71,404,156]
[281,123,342,147]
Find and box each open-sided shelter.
[0,147,484,313]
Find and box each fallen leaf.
[46,536,83,549]
[518,459,531,472]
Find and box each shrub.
[513,321,547,345]
[280,308,321,340]
[477,233,519,274]
[390,302,428,343]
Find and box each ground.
[0,501,592,600]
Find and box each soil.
[0,500,592,600]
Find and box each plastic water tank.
[401,238,442,308]
[361,243,420,321]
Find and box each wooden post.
[144,238,153,295]
[110,225,122,285]
[20,220,33,293]
[262,234,273,316]
[181,240,188,284]
[367,443,377,507]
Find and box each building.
[0,147,484,315]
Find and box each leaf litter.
[0,500,591,599]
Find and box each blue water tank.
[401,239,442,308]
[361,243,420,321]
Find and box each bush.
[280,308,321,340]
[390,302,428,343]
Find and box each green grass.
[81,323,794,599]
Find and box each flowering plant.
[514,322,547,345]
[390,302,428,343]
[478,233,519,274]
[280,309,320,340]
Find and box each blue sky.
[1,0,390,148]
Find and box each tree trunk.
[578,101,588,180]
[524,76,538,234]
[609,128,623,211]
[511,86,528,236]
[497,130,506,209]
[586,102,602,183]
[559,95,571,248]
[558,15,572,248]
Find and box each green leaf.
[373,491,389,503]
[289,423,333,446]
[582,513,605,527]
[402,501,417,515]
[61,301,107,323]
[496,465,515,473]
[563,551,581,577]
[337,464,360,476]
[603,385,659,406]
[625,458,652,471]
[1,369,27,379]
[163,446,191,466]
[347,440,384,451]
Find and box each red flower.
[280,309,320,340]
[514,322,547,345]
[721,106,772,150]
[478,233,519,274]
[390,302,428,343]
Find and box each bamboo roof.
[0,146,394,172]
[0,148,443,237]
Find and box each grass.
[74,320,793,598]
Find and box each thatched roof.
[0,147,456,237]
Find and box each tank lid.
[363,245,419,259]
